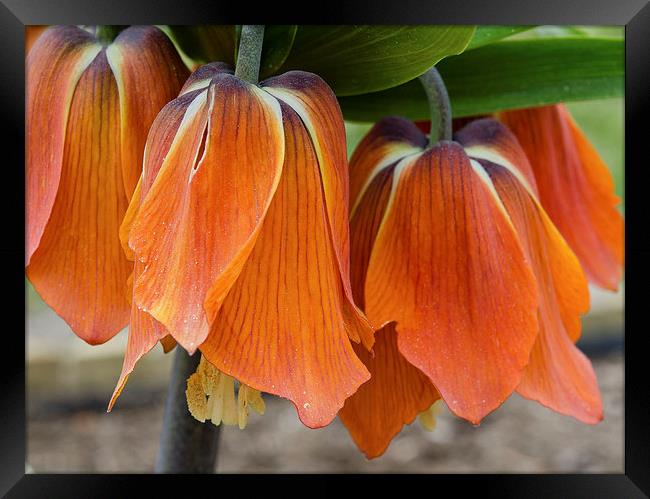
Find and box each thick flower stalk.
[26,25,189,344]
[497,105,624,291]
[340,107,605,456]
[112,62,375,429]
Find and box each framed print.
[2,0,647,496]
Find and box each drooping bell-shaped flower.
[340,105,605,457]
[113,63,374,428]
[26,25,189,344]
[345,116,540,427]
[497,105,624,291]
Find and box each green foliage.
[167,25,237,65]
[338,37,623,120]
[276,25,476,95]
[167,25,476,95]
[466,25,534,49]
[166,25,298,78]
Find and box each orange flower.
[340,115,604,457]
[497,105,624,291]
[112,63,374,429]
[26,26,189,345]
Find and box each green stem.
[234,25,265,84]
[94,25,126,45]
[154,348,221,473]
[419,67,453,145]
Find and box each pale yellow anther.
[246,387,266,416]
[419,400,443,431]
[238,385,249,430]
[198,355,221,395]
[220,375,238,426]
[186,372,208,422]
[185,354,265,429]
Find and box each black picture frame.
[3,1,647,496]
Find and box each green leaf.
[166,25,298,77]
[466,25,535,49]
[278,25,476,96]
[259,26,298,79]
[167,25,237,66]
[510,25,624,40]
[339,37,624,121]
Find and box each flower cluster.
[26,26,623,459]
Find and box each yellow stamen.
[185,354,265,429]
[185,372,208,422]
[419,400,443,431]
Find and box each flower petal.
[365,142,539,424]
[339,324,440,458]
[106,26,189,199]
[498,105,624,290]
[458,119,588,342]
[455,117,538,195]
[349,162,397,312]
[26,26,101,265]
[349,117,426,212]
[262,71,374,348]
[108,260,168,410]
[478,159,600,423]
[119,89,203,260]
[130,74,284,351]
[110,93,200,408]
[27,50,131,344]
[200,102,370,429]
[179,61,233,95]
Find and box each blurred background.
[26,25,624,473]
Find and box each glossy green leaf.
[166,25,298,76]
[466,25,535,49]
[278,25,476,96]
[259,26,298,79]
[339,37,623,121]
[510,25,624,40]
[167,25,237,66]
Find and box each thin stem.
[234,25,265,84]
[419,67,453,144]
[154,348,221,473]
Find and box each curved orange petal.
[108,259,168,410]
[27,50,132,344]
[478,159,600,423]
[348,117,426,211]
[339,324,440,459]
[458,118,588,343]
[26,26,101,265]
[110,93,203,409]
[106,26,189,199]
[497,105,624,290]
[455,117,538,195]
[349,162,397,312]
[130,74,284,352]
[200,102,370,429]
[365,142,539,424]
[262,71,374,348]
[178,61,233,95]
